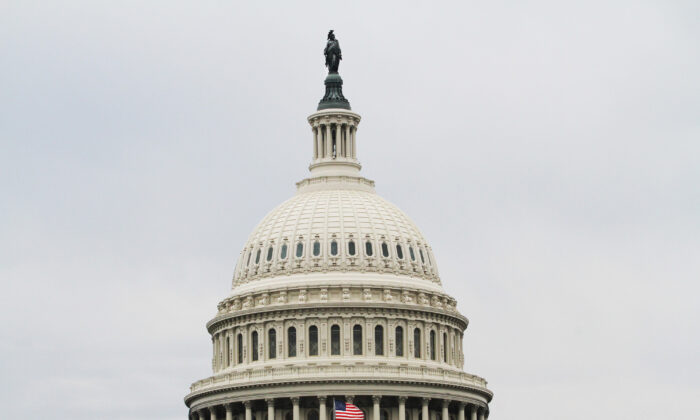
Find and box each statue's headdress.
[327,30,334,39]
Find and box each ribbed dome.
[232,180,441,290]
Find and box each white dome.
[232,178,441,290]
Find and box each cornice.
[207,302,469,334]
[185,376,493,408]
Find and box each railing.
[189,363,488,393]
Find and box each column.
[211,406,218,420]
[325,124,331,158]
[338,124,344,157]
[245,401,252,420]
[457,403,465,420]
[199,410,208,420]
[345,125,350,158]
[469,405,477,420]
[372,396,381,420]
[351,126,356,158]
[421,398,429,420]
[225,404,234,420]
[441,400,449,420]
[398,397,407,420]
[478,408,485,420]
[267,399,275,420]
[335,123,341,159]
[313,127,318,160]
[318,396,327,420]
[292,397,300,420]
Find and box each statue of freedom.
[324,30,342,73]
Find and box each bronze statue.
[324,30,342,73]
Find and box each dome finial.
[319,30,350,110]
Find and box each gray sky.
[1,1,699,419]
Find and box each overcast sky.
[1,1,699,419]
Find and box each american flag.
[334,400,364,420]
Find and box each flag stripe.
[335,402,364,420]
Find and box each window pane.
[251,331,258,361]
[255,249,261,264]
[296,243,303,258]
[353,325,363,355]
[237,334,243,363]
[331,325,341,355]
[348,240,356,255]
[226,336,231,366]
[365,241,373,256]
[443,332,447,362]
[396,244,403,259]
[414,328,421,358]
[430,330,436,360]
[269,329,276,359]
[419,249,425,263]
[247,251,252,266]
[381,242,389,257]
[395,326,404,357]
[409,247,415,261]
[309,326,319,356]
[280,244,288,259]
[288,327,297,357]
[313,241,321,256]
[330,240,338,256]
[266,246,273,261]
[375,325,384,356]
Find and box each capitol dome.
[231,184,442,292]
[186,35,492,420]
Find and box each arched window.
[330,240,338,256]
[268,329,276,359]
[309,325,319,356]
[295,242,304,258]
[331,324,341,355]
[396,244,404,259]
[226,336,231,366]
[312,240,321,256]
[348,240,356,256]
[255,249,261,264]
[381,242,389,257]
[381,410,390,420]
[251,331,259,361]
[353,324,363,355]
[365,241,373,256]
[280,243,288,259]
[287,327,297,357]
[430,330,436,360]
[307,410,319,420]
[375,325,384,355]
[414,328,421,358]
[237,333,243,363]
[419,249,425,264]
[266,246,273,262]
[443,332,448,362]
[246,250,252,266]
[395,326,404,357]
[409,246,416,261]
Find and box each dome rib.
[232,188,441,289]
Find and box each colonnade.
[190,395,487,420]
[312,122,356,161]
